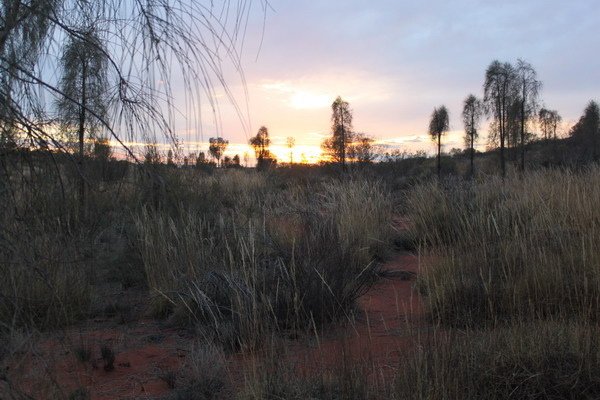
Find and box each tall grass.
[395,322,600,400]
[135,174,394,349]
[407,168,600,326]
[397,167,600,399]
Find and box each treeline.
[427,59,599,178]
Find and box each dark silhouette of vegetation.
[462,94,483,177]
[286,136,295,165]
[484,61,516,178]
[322,96,353,166]
[349,134,375,164]
[209,137,229,167]
[56,28,109,210]
[249,126,276,169]
[538,108,562,140]
[570,101,600,162]
[428,105,449,179]
[514,59,542,172]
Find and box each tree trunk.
[520,87,526,173]
[437,133,441,180]
[470,114,475,179]
[78,59,87,213]
[340,111,345,168]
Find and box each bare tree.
[462,94,483,178]
[321,96,353,166]
[484,60,517,178]
[209,137,229,167]
[429,105,449,179]
[515,59,542,172]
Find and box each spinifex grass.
[407,167,600,326]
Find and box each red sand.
[5,251,426,399]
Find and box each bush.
[135,176,394,349]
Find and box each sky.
[167,0,600,163]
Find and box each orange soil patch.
[283,252,427,378]
[4,252,427,399]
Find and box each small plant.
[100,345,116,372]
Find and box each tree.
[429,105,449,179]
[286,136,295,165]
[514,59,542,172]
[166,149,175,167]
[462,94,483,177]
[539,108,562,140]
[249,126,276,169]
[209,137,228,167]
[56,28,109,209]
[570,101,600,162]
[0,1,265,160]
[321,96,353,166]
[484,60,517,178]
[349,134,375,164]
[144,144,162,165]
[93,137,112,161]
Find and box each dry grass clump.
[399,167,600,399]
[0,217,92,329]
[135,176,394,349]
[395,322,600,400]
[407,167,600,326]
[168,342,228,400]
[238,343,378,400]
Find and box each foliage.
[249,126,276,169]
[208,137,229,166]
[570,100,600,162]
[322,97,353,165]
[538,108,562,140]
[428,105,449,178]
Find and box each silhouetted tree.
[144,144,162,165]
[286,136,295,164]
[56,28,109,209]
[515,59,542,171]
[349,134,375,164]
[570,101,600,162]
[539,108,562,140]
[0,0,264,165]
[196,152,206,166]
[209,137,228,167]
[462,94,483,178]
[166,149,175,167]
[93,137,112,161]
[484,60,517,178]
[321,96,353,166]
[429,105,449,179]
[250,126,276,169]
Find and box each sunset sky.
[157,0,600,164]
